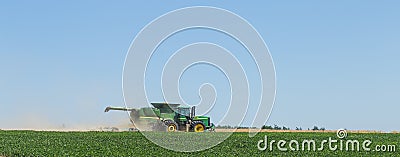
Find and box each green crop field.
[0,130,398,156]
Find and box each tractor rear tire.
[191,121,205,132]
[164,120,178,132]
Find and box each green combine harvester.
[104,102,215,132]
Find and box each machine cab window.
[177,107,190,116]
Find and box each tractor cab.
[176,107,190,116]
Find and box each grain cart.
[104,102,215,132]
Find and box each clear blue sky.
[1,1,399,131]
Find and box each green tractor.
[104,102,215,132]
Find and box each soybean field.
[0,130,398,156]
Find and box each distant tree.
[312,126,319,131]
[310,126,326,131]
[295,127,302,130]
[273,124,281,130]
[262,125,273,130]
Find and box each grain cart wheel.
[191,121,205,132]
[164,121,178,132]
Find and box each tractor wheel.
[164,121,178,132]
[191,121,205,132]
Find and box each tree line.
[216,124,326,131]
